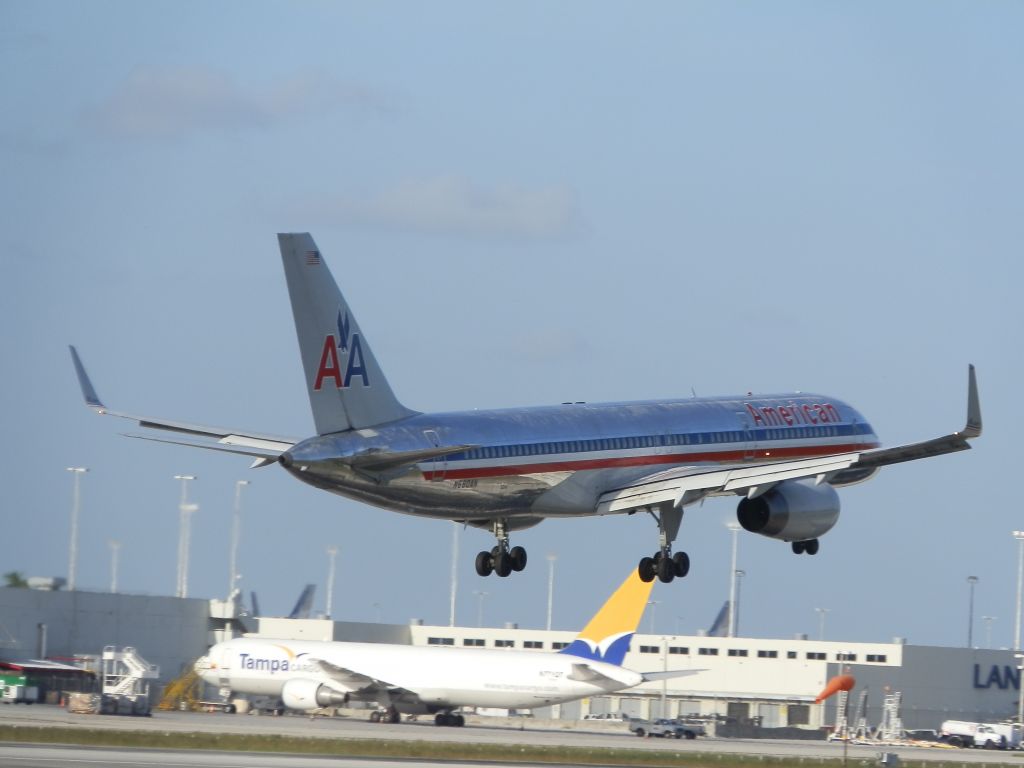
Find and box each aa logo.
[314,311,369,390]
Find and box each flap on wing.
[597,454,859,515]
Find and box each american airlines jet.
[72,233,982,584]
[195,567,696,725]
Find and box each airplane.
[71,232,982,584]
[194,566,698,725]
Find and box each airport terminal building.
[2,586,1019,732]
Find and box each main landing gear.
[369,706,400,723]
[791,539,820,555]
[435,711,465,727]
[475,519,528,578]
[637,504,690,584]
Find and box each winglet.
[559,569,654,667]
[962,364,982,438]
[69,345,106,411]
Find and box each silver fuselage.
[280,393,879,529]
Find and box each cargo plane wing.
[73,233,981,584]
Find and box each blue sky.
[2,2,1020,648]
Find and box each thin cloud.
[324,176,579,239]
[84,68,392,140]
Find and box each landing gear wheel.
[656,555,676,583]
[805,539,820,555]
[494,550,512,577]
[385,707,400,723]
[435,713,451,727]
[791,541,806,555]
[672,551,690,578]
[509,546,527,572]
[453,713,465,727]
[369,711,381,723]
[475,551,493,576]
[638,556,656,583]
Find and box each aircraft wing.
[305,657,404,699]
[70,346,297,465]
[597,365,981,514]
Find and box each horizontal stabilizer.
[640,669,704,682]
[567,663,631,689]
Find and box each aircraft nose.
[193,655,212,677]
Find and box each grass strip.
[0,724,801,766]
[0,724,1002,768]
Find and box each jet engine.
[280,678,349,711]
[736,479,840,542]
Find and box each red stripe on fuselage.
[420,442,879,481]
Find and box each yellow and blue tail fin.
[558,569,655,667]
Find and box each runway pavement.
[1,703,1020,765]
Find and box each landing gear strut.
[637,503,690,584]
[475,519,527,578]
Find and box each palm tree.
[3,571,28,588]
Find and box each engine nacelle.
[736,479,840,542]
[280,678,349,711]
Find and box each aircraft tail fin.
[558,569,654,667]
[707,601,731,637]
[288,584,316,619]
[278,233,417,434]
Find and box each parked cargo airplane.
[195,567,696,724]
[71,233,982,584]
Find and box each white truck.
[939,720,1021,749]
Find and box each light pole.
[815,607,830,641]
[449,523,459,627]
[647,600,660,635]
[1014,532,1024,650]
[66,467,88,591]
[228,480,249,600]
[546,554,557,631]
[983,616,997,649]
[735,569,745,636]
[108,539,121,593]
[474,590,488,627]
[173,475,196,598]
[325,546,338,619]
[1017,653,1024,725]
[177,503,198,598]
[967,576,979,647]
[727,522,741,637]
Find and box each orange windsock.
[815,674,855,704]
